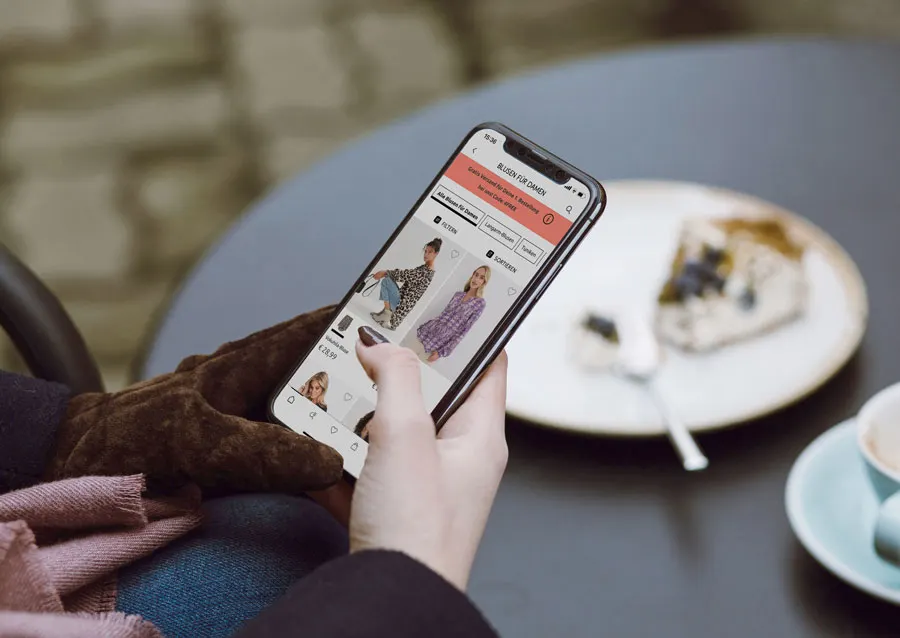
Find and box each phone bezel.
[267,121,606,473]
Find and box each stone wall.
[1,0,898,389]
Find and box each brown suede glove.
[44,305,344,496]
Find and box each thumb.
[355,338,434,450]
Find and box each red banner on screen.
[444,154,572,245]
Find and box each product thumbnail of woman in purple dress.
[413,266,491,363]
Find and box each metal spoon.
[614,313,709,471]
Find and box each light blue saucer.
[786,419,900,604]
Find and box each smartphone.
[269,122,606,478]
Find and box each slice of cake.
[655,216,808,352]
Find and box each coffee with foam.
[864,422,900,474]
[860,386,900,477]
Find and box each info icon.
[486,250,494,258]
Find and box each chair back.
[0,243,104,394]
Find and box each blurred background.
[1,0,899,390]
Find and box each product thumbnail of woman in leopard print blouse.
[371,237,442,330]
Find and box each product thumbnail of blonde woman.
[297,371,329,412]
[370,238,442,330]
[413,266,490,363]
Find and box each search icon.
[566,205,573,212]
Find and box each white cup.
[857,382,900,565]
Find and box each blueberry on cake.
[571,312,620,370]
[655,216,808,352]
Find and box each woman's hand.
[427,351,440,363]
[349,341,508,590]
[373,270,387,280]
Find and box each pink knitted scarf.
[0,475,201,637]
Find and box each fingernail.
[358,325,389,347]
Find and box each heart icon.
[287,395,295,404]
[451,249,460,259]
[344,392,353,401]
[507,287,517,296]
[330,425,338,434]
[350,442,359,451]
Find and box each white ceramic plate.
[506,181,868,436]
[786,420,900,605]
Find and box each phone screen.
[272,126,595,475]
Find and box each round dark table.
[142,39,900,636]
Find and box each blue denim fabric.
[116,494,348,638]
[379,276,401,310]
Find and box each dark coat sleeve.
[0,370,70,493]
[234,549,499,638]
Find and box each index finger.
[355,340,434,448]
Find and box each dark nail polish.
[358,325,389,347]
